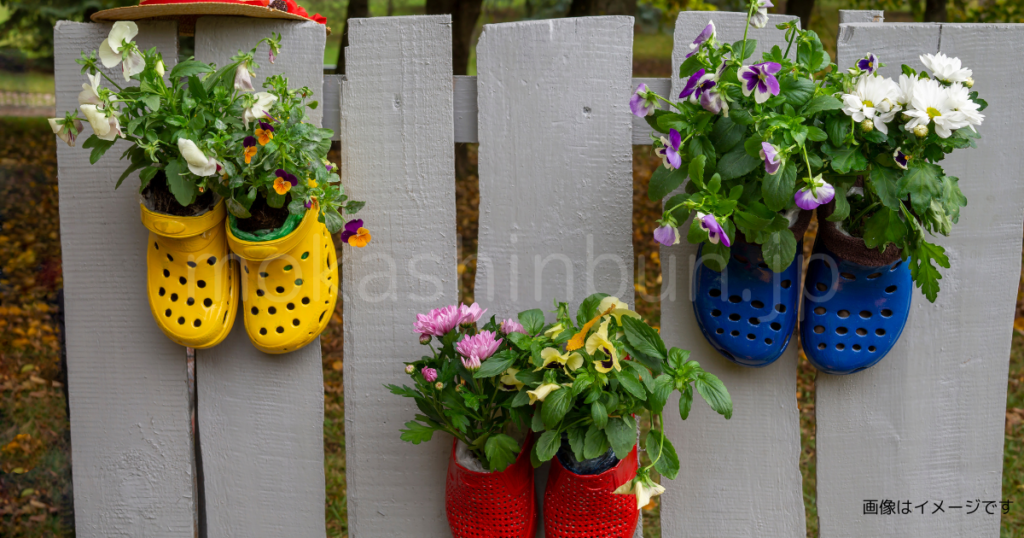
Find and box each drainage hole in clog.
[881,309,892,317]
[170,293,178,302]
[836,327,848,335]
[840,272,856,281]
[260,272,269,278]
[730,330,739,337]
[837,310,850,319]
[302,297,310,305]
[891,260,902,271]
[179,277,187,285]
[770,322,781,331]
[257,289,265,297]
[814,306,825,315]
[187,261,197,268]
[197,280,206,288]
[866,272,882,279]
[836,343,845,350]
[154,242,159,250]
[208,256,217,265]
[164,309,172,317]
[852,344,861,351]
[728,313,741,321]
[815,282,827,292]
[251,307,259,315]
[284,265,293,271]
[276,326,284,333]
[186,298,195,306]
[814,326,825,334]
[875,328,886,336]
[295,279,303,286]
[177,317,185,325]
[167,254,174,262]
[292,319,301,326]
[729,295,741,303]
[734,254,749,264]
[204,298,212,307]
[775,304,786,313]
[746,333,755,340]
[860,311,872,319]
[163,269,170,278]
[751,300,764,309]
[268,307,277,315]
[869,345,877,352]
[159,287,166,296]
[711,309,722,317]
[817,343,826,350]
[193,319,202,327]
[885,285,897,293]
[856,328,867,336]
[244,266,249,273]
[709,289,721,297]
[223,312,228,323]
[276,286,285,294]
[287,303,295,310]
[765,338,773,345]
[781,279,791,289]
[320,312,327,322]
[260,328,267,335]
[716,328,724,334]
[749,317,760,326]
[301,252,310,260]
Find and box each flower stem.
[850,201,880,225]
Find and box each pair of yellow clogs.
[141,200,338,354]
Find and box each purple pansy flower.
[893,148,910,170]
[243,135,257,147]
[738,62,782,104]
[340,219,364,244]
[630,83,659,117]
[686,21,716,58]
[653,225,679,247]
[697,212,731,247]
[857,53,880,74]
[681,64,729,115]
[654,128,683,170]
[275,168,298,185]
[259,121,275,133]
[760,142,781,175]
[794,179,836,210]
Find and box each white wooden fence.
[52,10,1023,538]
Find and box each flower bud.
[901,113,912,122]
[913,124,929,138]
[459,320,475,330]
[405,365,415,374]
[419,333,431,345]
[155,60,166,77]
[965,77,974,88]
[455,384,463,393]
[434,382,444,390]
[860,119,874,133]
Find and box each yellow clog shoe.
[142,200,239,348]
[226,206,338,354]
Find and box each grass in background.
[0,72,54,94]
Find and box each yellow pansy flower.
[535,347,584,372]
[567,305,616,352]
[587,320,621,373]
[527,383,561,404]
[499,368,524,391]
[544,323,565,338]
[598,296,641,324]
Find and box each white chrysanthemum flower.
[896,74,917,107]
[903,78,965,138]
[841,74,902,134]
[920,52,972,84]
[943,82,984,132]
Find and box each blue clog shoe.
[692,211,810,367]
[801,211,912,374]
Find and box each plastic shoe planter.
[226,206,338,354]
[445,432,536,538]
[142,199,239,348]
[692,211,811,367]
[544,445,639,538]
[801,202,912,374]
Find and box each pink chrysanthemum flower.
[456,331,503,371]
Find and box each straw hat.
[92,0,330,36]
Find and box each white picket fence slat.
[52,10,1021,538]
[815,21,1024,538]
[657,12,808,538]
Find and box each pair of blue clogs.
[692,207,911,374]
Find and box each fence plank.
[475,16,635,537]
[658,12,807,538]
[192,18,327,538]
[54,20,196,538]
[324,74,342,141]
[815,22,1024,538]
[341,15,457,536]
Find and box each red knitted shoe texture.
[543,445,639,538]
[445,432,537,538]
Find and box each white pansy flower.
[48,117,84,147]
[920,52,972,84]
[242,92,277,127]
[750,0,773,29]
[78,72,102,106]
[234,64,255,92]
[79,104,111,137]
[613,477,667,511]
[841,74,902,134]
[177,138,219,176]
[903,77,965,138]
[943,82,984,132]
[99,21,144,81]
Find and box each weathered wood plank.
[341,15,457,536]
[192,18,327,538]
[475,16,635,537]
[838,9,884,23]
[658,11,807,538]
[815,22,1024,538]
[54,20,196,538]
[323,74,342,141]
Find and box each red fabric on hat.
[139,0,327,24]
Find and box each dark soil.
[143,172,214,217]
[237,194,291,233]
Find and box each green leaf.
[733,209,774,232]
[779,76,815,106]
[141,94,161,112]
[474,351,515,378]
[863,129,887,144]
[484,434,521,472]
[614,368,647,401]
[511,390,531,407]
[572,372,594,397]
[345,200,366,215]
[797,31,829,72]
[583,424,610,459]
[399,421,436,444]
[164,159,195,207]
[688,154,706,190]
[801,95,843,115]
[385,383,419,398]
[824,145,868,174]
[827,186,850,223]
[568,427,587,462]
[139,166,159,191]
[732,39,757,60]
[762,160,796,212]
[605,415,637,459]
[323,208,344,234]
[667,347,690,371]
[187,75,208,100]
[535,430,561,464]
[806,126,828,142]
[656,113,688,133]
[115,161,147,189]
[689,135,717,176]
[645,429,681,480]
[648,375,675,415]
[898,162,943,214]
[679,384,694,420]
[225,198,251,218]
[447,411,469,432]
[909,240,949,302]
[862,208,907,250]
[730,108,754,125]
[169,59,214,80]
[826,114,850,147]
[869,165,902,211]
[517,308,545,335]
[622,316,667,360]
[506,332,533,350]
[679,55,704,78]
[531,408,546,432]
[695,372,732,419]
[591,400,608,429]
[541,387,573,429]
[648,164,688,201]
[81,135,115,165]
[744,134,764,159]
[576,293,609,327]
[701,241,730,272]
[717,143,761,181]
[762,228,797,273]
[710,116,745,154]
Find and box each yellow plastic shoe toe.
[143,200,239,349]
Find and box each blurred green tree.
[1,0,136,59]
